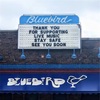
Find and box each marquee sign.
[0,73,99,92]
[18,15,81,49]
[18,24,80,49]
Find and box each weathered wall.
[0,30,100,64]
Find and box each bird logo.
[67,75,87,88]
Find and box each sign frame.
[18,24,81,49]
[19,14,79,24]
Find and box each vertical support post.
[0,55,3,61]
[98,47,100,58]
[20,49,26,59]
[71,49,77,59]
[46,49,51,59]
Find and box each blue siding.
[0,64,99,69]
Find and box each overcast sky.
[0,0,100,37]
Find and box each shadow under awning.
[0,93,99,100]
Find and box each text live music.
[29,26,68,47]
